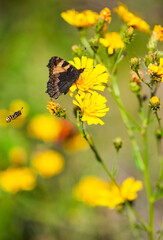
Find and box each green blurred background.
[0,0,163,239]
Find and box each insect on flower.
[6,107,23,123]
[46,56,84,99]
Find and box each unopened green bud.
[130,57,140,72]
[130,82,141,94]
[156,129,162,140]
[113,137,123,152]
[123,26,134,45]
[89,38,99,53]
[144,52,160,67]
[72,45,85,58]
[95,18,105,35]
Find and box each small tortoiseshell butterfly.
[46,56,84,99]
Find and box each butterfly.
[46,56,84,99]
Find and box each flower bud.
[150,96,160,111]
[122,26,134,44]
[113,137,123,152]
[130,57,140,72]
[130,82,141,94]
[156,129,162,140]
[147,32,158,53]
[144,52,160,67]
[89,38,99,52]
[95,18,105,35]
[100,8,111,23]
[72,45,85,58]
[129,71,141,94]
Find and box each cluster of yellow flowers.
[0,167,36,194]
[74,176,143,209]
[0,148,65,194]
[69,56,109,125]
[148,58,163,82]
[114,3,150,33]
[46,56,110,125]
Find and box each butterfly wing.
[46,56,81,99]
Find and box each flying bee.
[6,107,23,123]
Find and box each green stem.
[136,71,152,90]
[66,116,117,185]
[81,121,118,186]
[155,111,162,134]
[107,80,144,170]
[112,151,118,176]
[143,131,154,240]
[110,48,124,77]
[79,34,103,65]
[107,85,141,131]
[126,202,149,232]
[142,107,154,240]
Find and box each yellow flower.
[99,32,124,54]
[114,3,150,33]
[69,56,108,95]
[46,99,66,118]
[31,150,64,178]
[0,167,36,194]
[153,25,163,41]
[74,176,143,209]
[28,114,62,142]
[120,177,143,201]
[73,92,109,125]
[9,146,27,165]
[9,99,29,127]
[148,58,163,82]
[100,8,111,23]
[150,96,160,110]
[61,9,99,28]
[64,133,88,152]
[0,109,9,127]
[73,176,123,208]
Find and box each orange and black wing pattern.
[46,56,84,99]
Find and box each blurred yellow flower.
[28,114,62,142]
[9,99,29,127]
[100,8,111,23]
[120,177,143,201]
[74,176,143,209]
[73,92,109,125]
[100,32,124,54]
[9,146,27,165]
[114,3,150,33]
[0,167,36,194]
[153,25,163,41]
[0,109,9,127]
[69,56,108,95]
[61,9,99,28]
[73,176,123,208]
[31,150,64,178]
[64,133,88,152]
[148,58,163,82]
